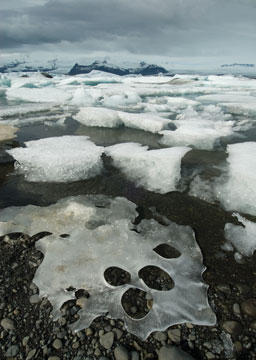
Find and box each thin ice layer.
[215,142,256,215]
[0,195,216,339]
[105,143,191,193]
[225,213,256,256]
[7,136,104,183]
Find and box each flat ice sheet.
[0,195,215,339]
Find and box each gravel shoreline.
[1,220,256,360]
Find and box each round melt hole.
[104,267,131,286]
[121,288,152,319]
[153,243,181,259]
[138,265,174,291]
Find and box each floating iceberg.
[7,136,104,183]
[105,143,191,193]
[0,195,216,339]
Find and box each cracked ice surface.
[0,195,216,339]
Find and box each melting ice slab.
[105,143,191,193]
[216,142,256,215]
[7,136,104,183]
[0,195,215,340]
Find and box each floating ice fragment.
[6,87,71,103]
[7,136,104,183]
[160,105,234,150]
[225,213,256,256]
[0,195,216,339]
[105,143,191,193]
[74,107,170,133]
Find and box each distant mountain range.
[68,61,168,76]
[221,63,255,68]
[0,59,58,74]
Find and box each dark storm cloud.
[0,0,256,57]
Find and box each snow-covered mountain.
[68,60,168,76]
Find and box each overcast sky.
[0,0,256,63]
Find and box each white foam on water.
[105,143,191,193]
[225,213,256,257]
[7,136,104,183]
[0,195,215,339]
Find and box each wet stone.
[6,345,19,357]
[154,331,167,342]
[26,348,37,359]
[241,298,256,317]
[222,320,243,339]
[114,345,130,360]
[158,346,195,360]
[1,318,15,331]
[99,331,114,350]
[167,328,181,343]
[53,338,63,349]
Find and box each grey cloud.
[0,0,255,58]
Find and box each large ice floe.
[0,195,216,339]
[7,136,104,182]
[225,213,256,257]
[105,143,191,193]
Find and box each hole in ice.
[121,288,152,319]
[60,233,70,238]
[31,232,52,241]
[104,267,131,286]
[153,243,181,259]
[66,286,76,292]
[138,265,174,291]
[75,289,90,299]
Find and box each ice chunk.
[160,106,234,150]
[74,107,170,133]
[73,107,122,128]
[105,143,191,193]
[0,195,215,339]
[6,87,71,103]
[215,142,256,215]
[7,136,104,183]
[225,213,256,256]
[0,124,18,141]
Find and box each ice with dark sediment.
[0,195,216,339]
